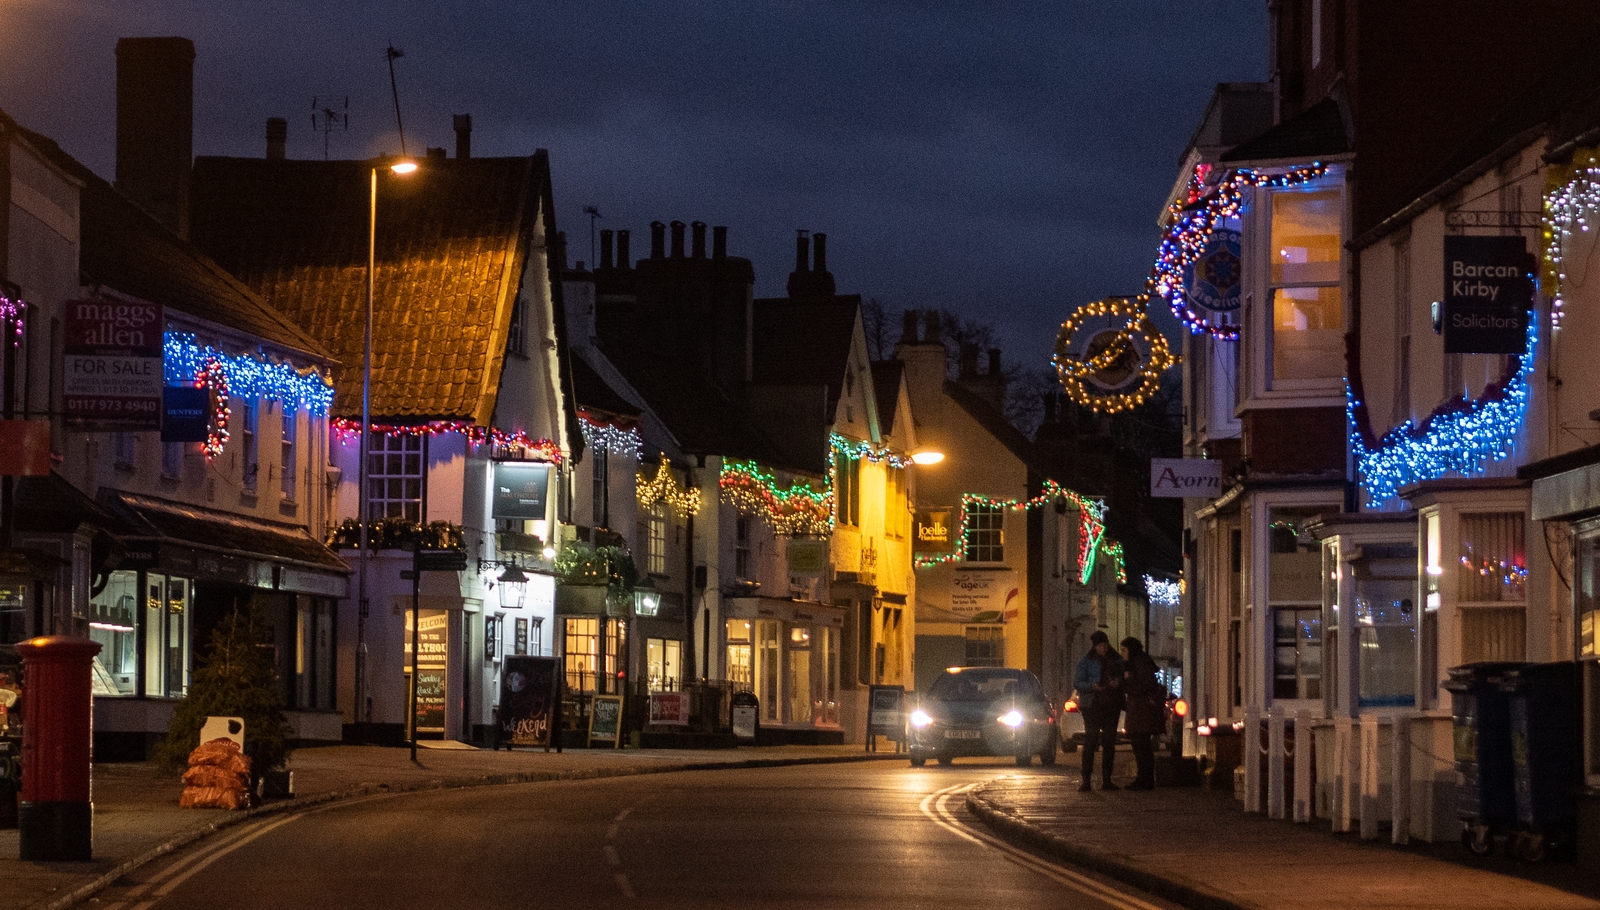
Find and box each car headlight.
[910,709,933,728]
[998,710,1024,728]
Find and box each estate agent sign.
[1442,235,1532,354]
[63,299,163,431]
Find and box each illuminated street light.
[910,449,945,466]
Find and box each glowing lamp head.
[389,160,418,175]
[910,449,945,466]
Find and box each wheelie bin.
[1501,662,1582,862]
[1443,662,1526,854]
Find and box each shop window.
[1266,187,1344,387]
[281,406,298,501]
[818,625,838,725]
[725,620,753,691]
[1458,512,1527,662]
[140,574,190,698]
[564,617,599,693]
[963,503,1004,563]
[368,432,424,522]
[1273,607,1322,700]
[647,636,681,692]
[757,620,780,722]
[964,625,1004,667]
[89,572,139,696]
[787,624,813,723]
[1356,590,1414,708]
[0,581,25,645]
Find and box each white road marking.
[606,823,620,839]
[614,807,632,822]
[613,872,636,898]
[604,845,621,866]
[919,783,1169,910]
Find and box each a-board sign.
[649,691,690,726]
[588,694,623,748]
[499,655,561,749]
[867,685,905,739]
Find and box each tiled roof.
[97,489,349,573]
[752,295,860,416]
[600,337,789,468]
[1220,97,1350,164]
[871,360,904,435]
[570,355,640,419]
[190,155,544,423]
[10,121,327,361]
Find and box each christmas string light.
[0,294,24,346]
[163,332,334,416]
[1542,148,1600,330]
[194,358,230,460]
[579,411,643,459]
[638,458,703,516]
[913,482,1108,580]
[719,459,832,536]
[830,433,912,468]
[1052,297,1176,414]
[1348,319,1536,508]
[329,418,563,463]
[1099,539,1127,585]
[1144,574,1181,608]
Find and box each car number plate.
[945,729,981,739]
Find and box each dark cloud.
[0,0,1265,369]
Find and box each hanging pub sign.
[1442,235,1533,354]
[492,461,550,519]
[913,508,954,554]
[1182,228,1242,312]
[63,299,164,431]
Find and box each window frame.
[367,431,425,522]
[963,501,1005,564]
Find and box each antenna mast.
[311,96,349,161]
[386,44,409,157]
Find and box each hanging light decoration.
[1052,296,1176,414]
[330,418,563,463]
[719,459,831,535]
[637,458,702,516]
[579,410,643,459]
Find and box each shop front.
[723,595,843,744]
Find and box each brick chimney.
[116,37,194,238]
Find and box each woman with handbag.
[1120,637,1163,790]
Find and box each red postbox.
[17,636,101,861]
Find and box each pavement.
[0,743,1595,910]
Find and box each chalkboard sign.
[499,655,561,750]
[588,694,623,748]
[866,685,905,752]
[413,668,447,733]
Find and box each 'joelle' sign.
[1442,235,1532,354]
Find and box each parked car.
[1059,692,1186,753]
[907,667,1059,767]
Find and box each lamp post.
[355,158,416,739]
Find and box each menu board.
[588,694,623,748]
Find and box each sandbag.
[187,737,251,775]
[179,785,248,810]
[182,763,246,790]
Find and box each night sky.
[1,1,1267,372]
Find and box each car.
[907,667,1059,767]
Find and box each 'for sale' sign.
[63,299,163,431]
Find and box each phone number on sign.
[65,397,161,414]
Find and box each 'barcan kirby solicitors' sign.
[1442,235,1532,355]
[63,299,164,431]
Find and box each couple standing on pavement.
[1072,630,1163,792]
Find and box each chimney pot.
[617,229,632,268]
[599,230,614,269]
[691,221,706,258]
[923,310,942,345]
[650,221,666,259]
[426,146,446,161]
[795,230,810,273]
[959,343,979,379]
[712,225,727,259]
[813,232,827,272]
[988,348,1001,376]
[670,220,686,258]
[453,113,472,159]
[265,117,287,160]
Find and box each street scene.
[3,1,1600,907]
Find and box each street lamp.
[355,157,417,737]
[910,448,945,465]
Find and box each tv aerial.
[311,96,349,160]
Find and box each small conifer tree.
[155,608,293,774]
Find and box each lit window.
[646,503,667,575]
[368,432,423,521]
[1268,188,1344,385]
[280,406,298,500]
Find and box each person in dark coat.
[1072,630,1124,791]
[1120,637,1164,790]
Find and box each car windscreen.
[928,671,1025,703]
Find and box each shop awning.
[96,489,349,583]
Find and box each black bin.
[1501,662,1582,861]
[1443,661,1526,853]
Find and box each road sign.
[414,548,467,572]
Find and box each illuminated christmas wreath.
[1051,297,1174,413]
